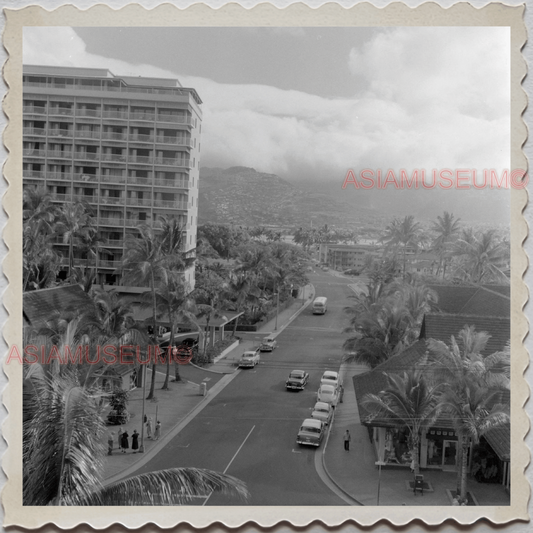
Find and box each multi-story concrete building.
[22,65,202,288]
[318,243,380,272]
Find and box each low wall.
[235,298,295,332]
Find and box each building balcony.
[73,194,98,204]
[48,151,73,159]
[99,218,125,226]
[23,105,47,115]
[74,152,100,161]
[100,196,125,205]
[129,112,156,122]
[153,200,188,210]
[23,149,47,158]
[48,129,73,138]
[101,153,127,163]
[50,193,72,202]
[155,136,192,147]
[152,179,189,188]
[99,259,122,269]
[126,198,153,207]
[125,219,146,228]
[48,108,74,116]
[100,175,126,184]
[76,130,102,140]
[156,114,192,125]
[128,155,154,165]
[23,170,46,179]
[154,158,191,168]
[76,109,102,118]
[23,127,46,136]
[101,131,128,141]
[129,134,155,143]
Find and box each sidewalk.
[322,361,511,506]
[102,285,315,484]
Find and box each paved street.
[128,269,356,505]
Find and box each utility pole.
[139,364,147,453]
[274,287,280,331]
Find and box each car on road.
[311,401,334,426]
[343,268,361,276]
[296,418,325,447]
[260,335,277,352]
[320,370,342,390]
[238,349,261,368]
[317,384,339,407]
[286,370,309,390]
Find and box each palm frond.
[83,468,250,505]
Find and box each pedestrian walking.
[146,417,153,439]
[131,430,139,453]
[117,426,123,451]
[107,431,115,455]
[344,430,351,451]
[121,430,130,453]
[154,420,161,440]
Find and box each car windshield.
[316,407,328,413]
[302,426,320,433]
[290,372,303,378]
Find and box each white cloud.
[23,26,511,185]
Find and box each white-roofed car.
[296,418,325,447]
[286,369,309,390]
[317,384,339,407]
[311,401,334,426]
[259,336,277,352]
[238,349,261,368]
[320,370,342,390]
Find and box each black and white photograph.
[1,1,530,530]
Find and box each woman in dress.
[131,429,139,453]
[154,421,161,440]
[146,417,153,439]
[121,430,130,453]
[117,426,123,451]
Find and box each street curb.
[104,370,242,486]
[102,289,314,484]
[319,360,364,506]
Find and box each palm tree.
[23,367,249,505]
[154,272,197,388]
[55,202,95,281]
[120,224,166,400]
[427,326,510,501]
[452,229,509,283]
[362,367,441,475]
[382,216,421,278]
[23,187,61,291]
[431,212,461,278]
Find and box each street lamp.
[274,287,280,331]
[139,363,147,453]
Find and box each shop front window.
[384,428,413,466]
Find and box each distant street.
[132,269,360,505]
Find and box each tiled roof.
[353,340,430,425]
[23,285,95,327]
[352,342,510,460]
[428,284,510,318]
[420,314,510,355]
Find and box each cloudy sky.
[23,26,511,224]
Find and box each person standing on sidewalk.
[344,430,351,451]
[131,430,139,453]
[117,427,123,452]
[154,420,161,440]
[121,430,130,453]
[107,431,115,455]
[146,417,153,439]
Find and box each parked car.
[311,401,334,426]
[296,418,325,447]
[343,268,361,276]
[317,384,339,407]
[260,335,277,352]
[238,349,261,368]
[320,370,342,390]
[286,370,309,390]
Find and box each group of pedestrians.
[107,417,162,455]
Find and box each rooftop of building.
[23,64,202,105]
